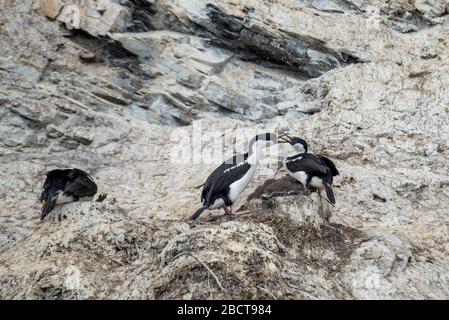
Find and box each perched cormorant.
[279,134,339,211]
[40,168,98,220]
[191,133,281,220]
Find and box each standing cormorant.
[191,133,281,220]
[279,134,339,218]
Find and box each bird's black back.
[201,153,251,207]
[317,155,339,177]
[41,168,97,201]
[286,152,338,178]
[285,153,330,177]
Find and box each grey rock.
[0,0,449,300]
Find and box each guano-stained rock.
[1,0,448,300]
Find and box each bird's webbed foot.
[234,205,251,214]
[222,205,232,215]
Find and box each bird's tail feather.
[323,183,335,206]
[191,206,206,220]
[41,193,59,220]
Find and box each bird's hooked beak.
[277,132,293,144]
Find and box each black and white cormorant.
[40,168,98,220]
[279,134,339,209]
[191,133,281,220]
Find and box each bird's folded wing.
[287,157,329,175]
[64,174,98,197]
[318,156,339,176]
[203,161,251,205]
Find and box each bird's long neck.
[294,144,307,154]
[247,140,261,164]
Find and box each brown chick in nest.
[247,176,309,202]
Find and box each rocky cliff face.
[1,0,448,299]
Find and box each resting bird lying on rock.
[191,133,284,220]
[40,168,100,220]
